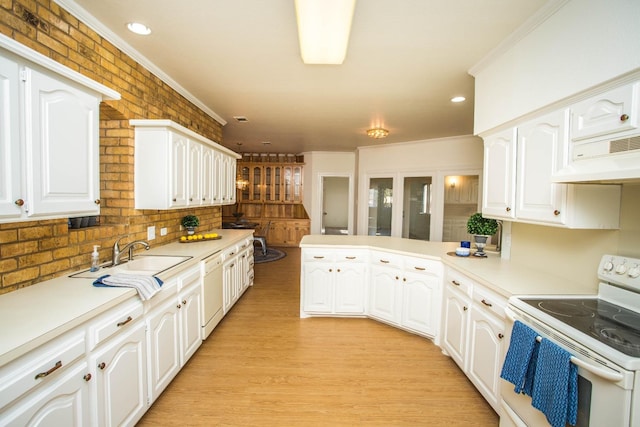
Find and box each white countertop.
[300,235,597,298]
[0,229,253,367]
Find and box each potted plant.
[466,212,498,257]
[181,214,200,235]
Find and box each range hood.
[552,134,640,183]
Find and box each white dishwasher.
[201,251,223,339]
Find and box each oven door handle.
[504,307,625,383]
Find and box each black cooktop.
[522,298,640,357]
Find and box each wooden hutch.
[222,153,310,247]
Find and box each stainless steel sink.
[70,255,192,279]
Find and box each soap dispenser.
[90,245,100,272]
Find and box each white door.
[146,297,181,403]
[401,271,439,336]
[187,140,202,205]
[334,262,366,314]
[368,265,399,323]
[482,129,517,220]
[321,175,351,235]
[170,133,188,208]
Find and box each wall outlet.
[147,226,156,240]
[160,227,167,236]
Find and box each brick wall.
[0,0,228,294]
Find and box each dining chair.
[254,221,271,256]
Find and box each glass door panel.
[264,166,272,201]
[239,166,250,201]
[251,166,262,201]
[368,178,393,236]
[402,176,432,241]
[442,175,480,242]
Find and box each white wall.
[357,135,484,237]
[301,151,356,235]
[471,0,640,135]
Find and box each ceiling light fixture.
[295,0,356,64]
[367,128,389,139]
[126,22,151,35]
[451,96,466,103]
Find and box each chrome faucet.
[112,237,150,266]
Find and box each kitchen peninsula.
[299,234,599,412]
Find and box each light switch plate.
[160,227,167,236]
[147,226,156,240]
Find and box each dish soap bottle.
[90,245,100,272]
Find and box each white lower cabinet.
[301,248,442,339]
[223,240,255,314]
[0,359,91,427]
[146,292,181,404]
[177,267,203,364]
[441,267,506,413]
[89,320,148,427]
[302,249,368,316]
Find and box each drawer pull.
[177,304,182,309]
[98,362,106,370]
[463,306,468,311]
[313,256,325,259]
[14,198,24,206]
[481,299,493,307]
[117,316,133,327]
[83,373,92,382]
[345,256,356,260]
[414,266,426,271]
[498,333,504,340]
[35,360,62,379]
[506,207,511,212]
[620,113,630,122]
[380,259,390,264]
[182,299,187,305]
[451,280,461,286]
[553,209,561,216]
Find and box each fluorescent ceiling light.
[295,0,356,64]
[451,96,466,103]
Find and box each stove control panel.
[599,254,640,288]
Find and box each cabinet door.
[441,285,470,370]
[303,262,334,313]
[179,283,202,364]
[1,360,90,427]
[187,141,202,205]
[368,265,400,324]
[482,129,517,219]
[24,66,100,217]
[516,110,568,224]
[146,297,181,403]
[467,305,505,413]
[201,144,215,205]
[250,165,263,201]
[212,149,223,205]
[170,133,189,207]
[90,320,148,427]
[222,155,236,204]
[401,271,440,337]
[571,82,639,141]
[334,262,366,314]
[0,55,22,219]
[223,259,238,313]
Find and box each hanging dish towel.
[531,338,578,427]
[500,320,539,393]
[93,274,163,301]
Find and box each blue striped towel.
[93,274,163,301]
[500,320,539,393]
[531,338,578,427]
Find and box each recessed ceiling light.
[451,96,466,103]
[127,22,151,35]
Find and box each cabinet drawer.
[472,285,506,319]
[222,244,239,261]
[333,250,367,263]
[370,251,403,269]
[445,268,474,297]
[403,256,442,276]
[302,249,335,263]
[87,298,143,351]
[0,328,85,410]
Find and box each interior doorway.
[321,175,352,235]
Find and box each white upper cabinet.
[482,110,621,228]
[132,120,240,210]
[481,128,517,220]
[0,36,119,223]
[571,82,639,143]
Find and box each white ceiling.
[61,0,547,154]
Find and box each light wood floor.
[138,247,499,426]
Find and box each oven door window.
[575,375,592,427]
